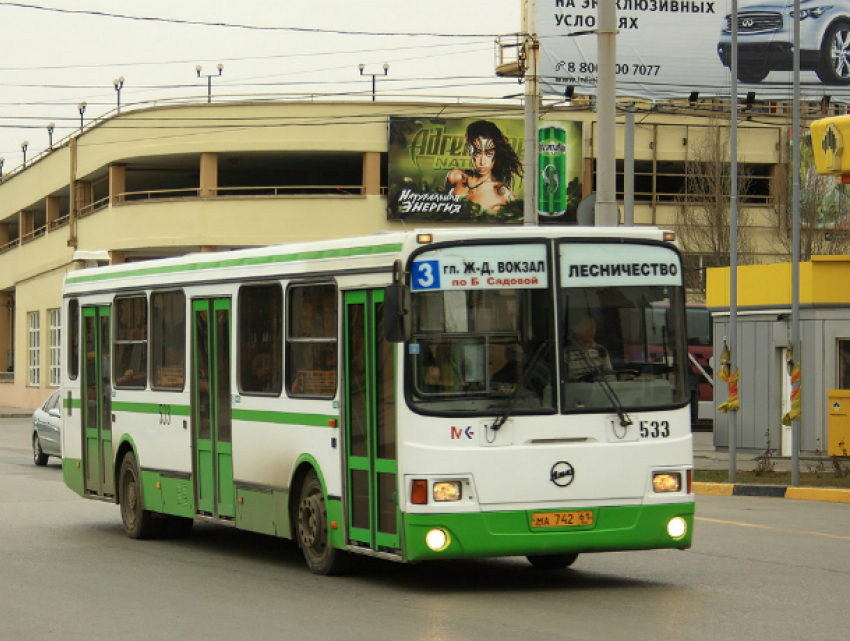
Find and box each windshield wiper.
[569,340,633,428]
[490,340,552,433]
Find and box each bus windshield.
[560,242,689,412]
[407,243,556,415]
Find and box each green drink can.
[538,125,568,217]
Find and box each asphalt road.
[2,416,848,641]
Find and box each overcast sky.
[0,1,522,171]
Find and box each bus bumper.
[401,501,694,562]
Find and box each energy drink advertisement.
[538,122,583,219]
[388,116,582,224]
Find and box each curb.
[693,481,850,504]
[0,412,32,419]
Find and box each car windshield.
[560,242,689,412]
[407,243,556,415]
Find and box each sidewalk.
[692,430,850,504]
[0,405,32,418]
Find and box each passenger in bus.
[565,312,612,380]
[244,353,274,393]
[491,344,521,392]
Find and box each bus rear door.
[82,306,114,497]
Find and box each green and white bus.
[61,227,694,574]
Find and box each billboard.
[538,0,850,101]
[388,117,583,223]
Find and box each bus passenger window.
[287,284,337,398]
[68,299,79,380]
[238,284,283,395]
[114,296,148,389]
[151,291,186,390]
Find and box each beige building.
[0,98,800,408]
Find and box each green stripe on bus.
[66,243,404,284]
[232,408,337,428]
[112,401,191,416]
[64,398,82,409]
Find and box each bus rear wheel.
[526,553,579,569]
[296,470,349,575]
[119,451,160,539]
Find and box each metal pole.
[791,0,801,486]
[524,0,539,226]
[624,104,635,226]
[595,0,618,226]
[208,76,212,103]
[729,0,739,482]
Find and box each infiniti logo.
[550,461,575,487]
[742,18,754,27]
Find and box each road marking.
[696,517,850,541]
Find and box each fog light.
[433,481,461,502]
[653,472,682,493]
[426,528,450,551]
[667,517,687,539]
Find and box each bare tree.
[773,132,850,260]
[675,120,755,295]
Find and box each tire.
[817,21,850,85]
[737,66,768,83]
[296,470,349,575]
[118,451,160,539]
[526,553,579,570]
[32,433,48,466]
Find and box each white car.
[32,389,61,466]
[718,0,850,84]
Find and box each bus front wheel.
[526,553,579,570]
[119,451,160,539]
[296,470,349,575]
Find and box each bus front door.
[82,306,114,496]
[191,299,235,519]
[344,290,400,553]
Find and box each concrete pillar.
[200,152,218,197]
[19,210,34,242]
[363,152,381,196]
[199,246,217,253]
[109,250,125,265]
[109,164,126,204]
[76,180,92,214]
[46,196,61,232]
[0,291,10,374]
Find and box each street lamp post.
[196,64,223,103]
[114,77,125,111]
[47,123,55,149]
[21,141,28,167]
[358,63,389,101]
[0,157,5,180]
[78,102,86,132]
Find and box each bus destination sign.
[411,244,549,291]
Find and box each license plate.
[531,510,594,528]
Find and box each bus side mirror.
[384,284,411,343]
[384,259,411,343]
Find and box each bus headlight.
[667,517,687,539]
[653,472,682,493]
[426,528,450,551]
[433,481,462,502]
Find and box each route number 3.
[412,261,440,291]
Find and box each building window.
[49,308,60,387]
[28,311,40,386]
[151,291,186,391]
[114,296,147,389]
[238,284,283,395]
[68,299,79,380]
[287,284,337,398]
[838,340,850,390]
